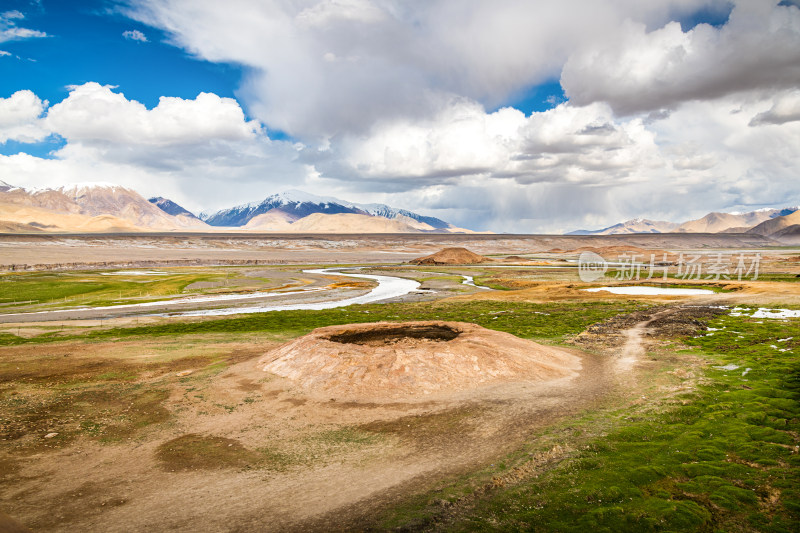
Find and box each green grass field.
[377,311,800,532]
[0,299,652,347]
[3,263,799,530]
[0,268,233,308]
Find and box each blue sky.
[0,0,242,109]
[1,0,799,232]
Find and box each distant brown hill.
[677,210,778,233]
[771,224,800,243]
[747,211,800,236]
[410,247,492,265]
[0,182,209,232]
[569,207,798,235]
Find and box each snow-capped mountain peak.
[272,189,347,206]
[56,182,128,197]
[200,189,452,230]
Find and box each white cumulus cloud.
[0,9,47,43]
[0,84,312,213]
[122,29,148,42]
[125,0,730,138]
[3,1,800,232]
[561,0,800,114]
[46,83,260,147]
[0,90,49,143]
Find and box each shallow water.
[0,287,328,318]
[177,268,421,317]
[461,275,491,290]
[731,307,800,319]
[0,268,420,319]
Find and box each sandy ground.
[0,298,720,533]
[1,234,797,531]
[1,329,660,533]
[0,232,782,270]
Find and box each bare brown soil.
[0,315,666,533]
[0,234,796,531]
[0,231,778,271]
[410,247,492,265]
[297,306,717,532]
[260,321,580,402]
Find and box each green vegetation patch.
[46,300,653,346]
[0,267,282,309]
[155,434,265,471]
[0,346,254,451]
[379,312,800,532]
[1,384,170,451]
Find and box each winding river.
[177,268,421,317]
[0,268,421,322]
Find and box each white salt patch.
[751,309,800,319]
[715,364,739,371]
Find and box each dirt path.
[616,308,673,372]
[2,347,631,533]
[306,306,696,532]
[1,308,689,533]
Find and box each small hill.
[149,197,200,219]
[0,220,45,233]
[772,224,800,243]
[747,211,800,236]
[410,247,492,265]
[242,210,296,231]
[678,210,778,233]
[260,321,580,401]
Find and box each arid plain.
[1,232,799,532]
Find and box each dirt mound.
[503,255,532,262]
[259,321,580,401]
[410,247,492,265]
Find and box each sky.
[1,0,799,233]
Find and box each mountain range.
[568,207,800,239]
[2,180,798,239]
[0,181,206,233]
[0,181,474,234]
[197,190,455,230]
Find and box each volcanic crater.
[259,321,581,401]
